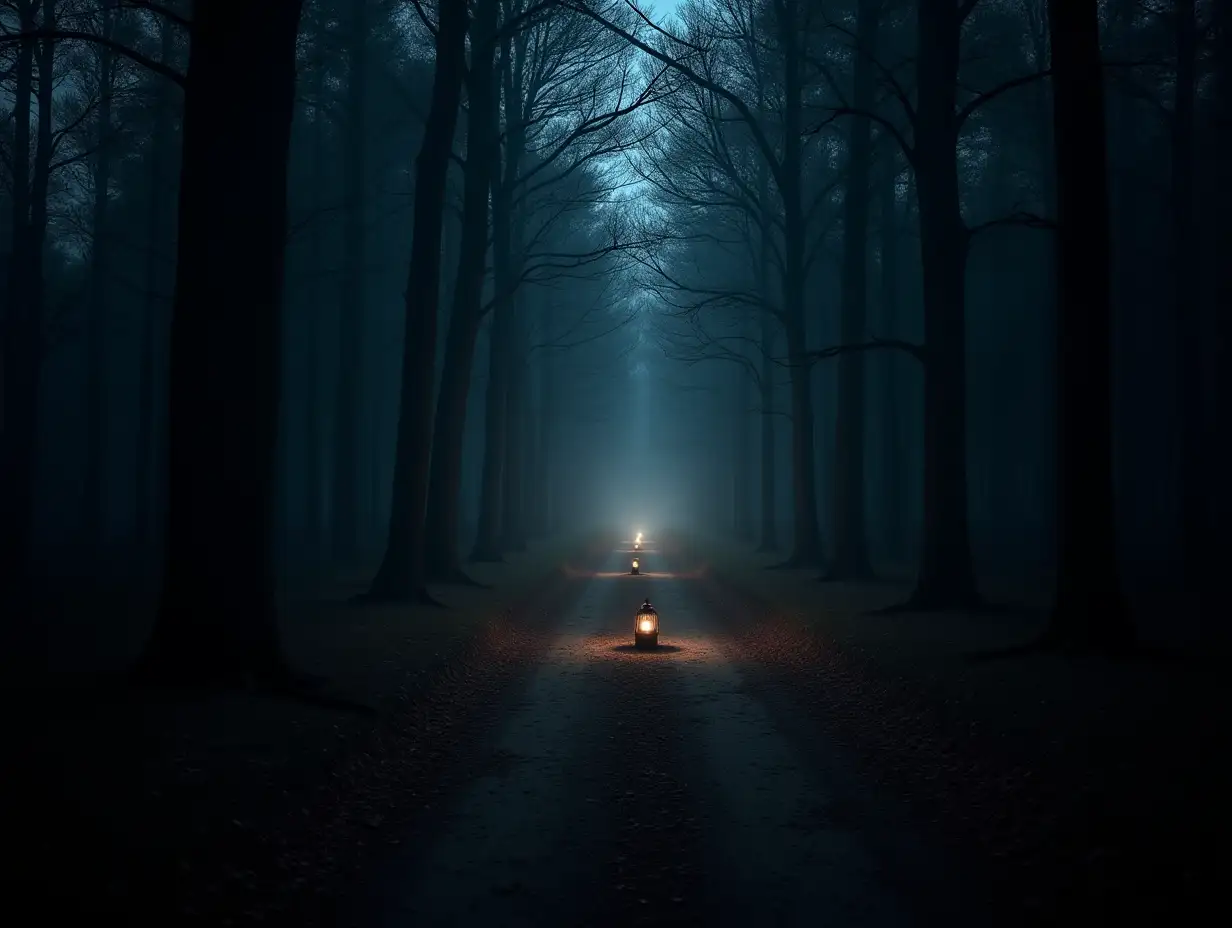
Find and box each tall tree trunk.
[827,0,879,579]
[900,0,979,608]
[330,0,368,564]
[471,2,516,563]
[136,0,306,683]
[84,7,114,557]
[1042,0,1133,651]
[365,0,469,600]
[1212,0,1232,648]
[0,0,40,600]
[500,305,527,552]
[423,0,501,580]
[757,307,779,551]
[879,148,905,564]
[1171,0,1204,589]
[733,356,753,541]
[135,19,178,554]
[775,0,822,567]
[302,34,327,562]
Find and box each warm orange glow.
[638,618,654,633]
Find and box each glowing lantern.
[635,600,658,648]
[631,557,640,575]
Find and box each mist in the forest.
[1,0,1226,924]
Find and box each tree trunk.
[879,148,906,564]
[776,2,822,567]
[757,308,779,551]
[1043,0,1134,651]
[84,7,113,557]
[329,0,369,564]
[136,0,306,684]
[423,0,501,579]
[1171,0,1204,589]
[500,308,527,552]
[827,0,879,579]
[365,0,469,600]
[0,0,41,600]
[135,19,178,554]
[733,356,753,541]
[302,32,327,563]
[900,0,979,608]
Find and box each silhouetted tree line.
[1,0,1227,680]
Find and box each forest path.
[347,545,982,927]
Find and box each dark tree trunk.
[84,8,113,556]
[733,357,753,541]
[136,0,306,684]
[135,19,178,554]
[755,158,778,552]
[500,312,527,552]
[302,32,327,563]
[471,0,516,563]
[776,2,822,567]
[330,0,369,564]
[1212,0,1232,647]
[1,1,41,600]
[1042,0,1134,651]
[826,0,879,580]
[472,310,510,562]
[879,148,906,564]
[899,0,979,609]
[365,0,469,600]
[1171,0,1204,589]
[423,0,501,579]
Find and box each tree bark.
[136,0,306,684]
[1043,0,1134,651]
[423,0,501,579]
[1171,0,1204,589]
[757,307,779,551]
[330,0,369,564]
[302,28,327,562]
[1,0,41,600]
[898,0,979,608]
[826,0,879,579]
[879,147,905,564]
[775,0,822,567]
[135,18,178,554]
[365,0,469,600]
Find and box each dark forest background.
[1,0,1228,681]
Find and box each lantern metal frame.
[634,602,658,648]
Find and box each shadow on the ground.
[608,644,685,653]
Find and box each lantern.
[631,557,640,575]
[634,541,640,550]
[635,600,658,648]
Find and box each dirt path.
[348,548,985,927]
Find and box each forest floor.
[3,534,604,923]
[689,537,1223,926]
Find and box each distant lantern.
[635,599,658,648]
[631,557,640,575]
[634,540,641,550]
